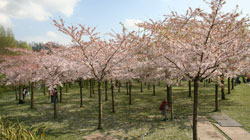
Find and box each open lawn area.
[0,81,249,140]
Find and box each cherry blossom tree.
[53,19,138,129]
[139,0,249,139]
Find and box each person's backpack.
[159,101,167,110]
[159,101,170,111]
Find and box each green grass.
[0,81,249,140]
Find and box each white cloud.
[40,0,79,17]
[46,31,58,38]
[0,13,12,28]
[0,0,80,27]
[124,19,142,31]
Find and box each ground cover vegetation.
[0,0,250,140]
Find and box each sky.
[0,0,249,45]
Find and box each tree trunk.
[105,80,108,101]
[89,79,93,98]
[221,78,225,100]
[15,86,18,100]
[66,82,68,93]
[126,82,129,95]
[80,79,83,107]
[147,82,150,90]
[193,79,199,140]
[140,82,143,92]
[158,81,160,86]
[111,81,115,113]
[228,78,230,94]
[129,81,132,105]
[60,86,62,103]
[69,82,71,88]
[92,80,95,94]
[215,83,219,111]
[31,82,34,109]
[53,89,57,119]
[167,85,173,120]
[153,83,156,96]
[170,86,173,120]
[22,86,25,100]
[19,85,22,102]
[166,84,170,102]
[97,81,103,129]
[188,80,192,97]
[231,78,234,90]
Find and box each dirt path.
[190,116,227,140]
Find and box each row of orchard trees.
[0,0,250,140]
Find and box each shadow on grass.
[0,81,247,140]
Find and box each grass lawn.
[0,80,249,140]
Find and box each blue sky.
[0,0,249,45]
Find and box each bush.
[0,117,46,140]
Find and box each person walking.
[159,100,169,121]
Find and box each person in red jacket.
[159,100,169,121]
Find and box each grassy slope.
[0,81,249,140]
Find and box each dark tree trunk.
[158,81,160,86]
[188,80,192,97]
[15,86,18,100]
[231,78,234,90]
[80,79,83,107]
[105,80,108,101]
[193,79,199,140]
[66,82,68,93]
[22,86,25,100]
[129,81,132,105]
[228,78,230,94]
[166,84,170,102]
[126,82,129,95]
[69,82,71,88]
[221,78,225,100]
[19,85,22,102]
[97,81,103,129]
[89,79,93,98]
[60,86,62,103]
[167,85,173,120]
[31,82,34,109]
[140,82,143,93]
[53,89,57,119]
[92,80,95,94]
[111,81,115,113]
[215,83,219,111]
[153,83,156,96]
